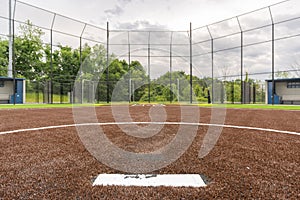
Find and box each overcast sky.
[1,0,286,30]
[0,0,299,79]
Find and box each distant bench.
[0,93,10,103]
[281,94,300,104]
[0,93,10,100]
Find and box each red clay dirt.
[0,105,299,199]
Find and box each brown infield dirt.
[0,105,299,199]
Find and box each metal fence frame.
[1,0,299,104]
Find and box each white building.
[0,77,26,104]
[265,78,300,105]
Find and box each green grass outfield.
[0,103,106,109]
[26,93,69,104]
[0,102,300,110]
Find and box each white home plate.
[93,174,206,187]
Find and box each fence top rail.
[0,15,107,45]
[15,0,107,31]
[8,0,296,37]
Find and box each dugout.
[0,77,26,104]
[265,78,300,105]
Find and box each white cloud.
[105,5,124,17]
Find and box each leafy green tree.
[149,71,210,102]
[0,39,8,76]
[14,20,44,80]
[129,60,148,101]
[105,59,149,102]
[53,45,80,82]
[290,61,300,77]
[275,70,289,79]
[73,43,107,102]
[234,79,242,102]
[81,44,106,80]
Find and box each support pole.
[170,32,173,103]
[50,14,56,104]
[189,22,193,104]
[8,0,13,78]
[50,29,53,104]
[232,81,234,104]
[269,7,275,105]
[177,78,180,102]
[132,81,135,102]
[148,32,151,103]
[106,22,110,103]
[79,24,86,104]
[272,23,275,105]
[12,1,16,105]
[237,17,244,104]
[79,38,82,70]
[128,32,131,103]
[211,40,214,104]
[12,17,15,105]
[79,36,83,104]
[207,26,213,104]
[241,32,244,104]
[253,84,256,104]
[60,82,63,104]
[262,84,264,104]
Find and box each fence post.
[12,2,16,105]
[35,81,39,103]
[236,17,244,104]
[269,7,275,105]
[189,22,193,104]
[253,84,256,104]
[207,26,214,104]
[221,81,224,104]
[132,81,135,102]
[60,82,63,104]
[170,32,173,103]
[262,84,264,103]
[106,21,110,103]
[8,0,13,78]
[50,14,56,104]
[128,32,131,103]
[177,79,180,102]
[232,81,234,104]
[148,32,151,103]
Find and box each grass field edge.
[0,103,300,110]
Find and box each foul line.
[0,122,299,136]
